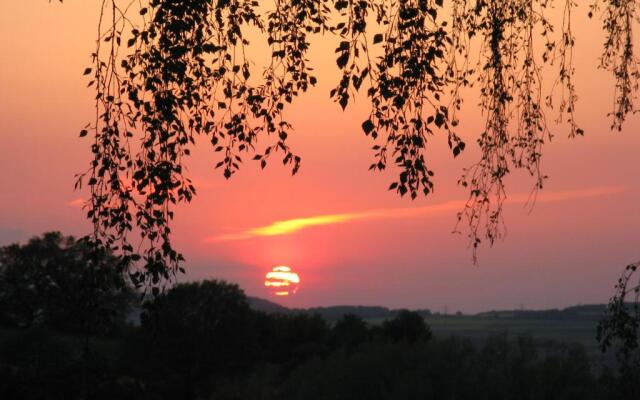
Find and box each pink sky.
[1,2,639,312]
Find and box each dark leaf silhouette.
[67,0,640,295]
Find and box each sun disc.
[265,265,300,296]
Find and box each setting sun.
[264,266,300,297]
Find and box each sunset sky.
[1,1,639,313]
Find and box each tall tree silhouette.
[0,232,132,335]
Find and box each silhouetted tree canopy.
[132,280,256,397]
[331,313,369,349]
[382,309,432,343]
[0,232,133,335]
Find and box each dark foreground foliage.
[0,232,133,335]
[1,282,639,400]
[1,233,639,399]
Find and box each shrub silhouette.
[382,309,432,343]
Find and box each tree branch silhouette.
[58,1,639,330]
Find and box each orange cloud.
[205,186,625,242]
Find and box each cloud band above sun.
[205,186,624,242]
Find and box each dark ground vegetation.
[1,233,639,399]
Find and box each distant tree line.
[298,304,432,322]
[276,303,610,322]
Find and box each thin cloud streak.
[205,186,625,242]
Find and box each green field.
[365,314,612,366]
